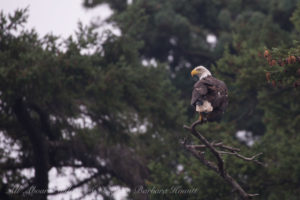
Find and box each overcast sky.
[0,0,113,38]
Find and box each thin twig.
[186,143,240,152]
[218,151,264,166]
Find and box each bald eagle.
[190,66,228,122]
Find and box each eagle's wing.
[201,76,228,110]
[191,81,208,107]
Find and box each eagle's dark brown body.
[191,76,228,121]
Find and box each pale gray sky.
[0,0,113,38]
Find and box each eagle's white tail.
[196,100,213,113]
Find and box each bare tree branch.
[184,121,226,177]
[182,120,263,200]
[217,151,264,166]
[186,142,241,152]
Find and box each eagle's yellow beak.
[191,69,198,77]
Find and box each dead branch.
[186,142,241,152]
[217,151,264,166]
[184,121,226,177]
[182,120,263,200]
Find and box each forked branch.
[182,120,263,200]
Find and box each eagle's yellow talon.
[198,113,203,122]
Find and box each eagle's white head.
[191,66,212,80]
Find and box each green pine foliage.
[0,8,186,199]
